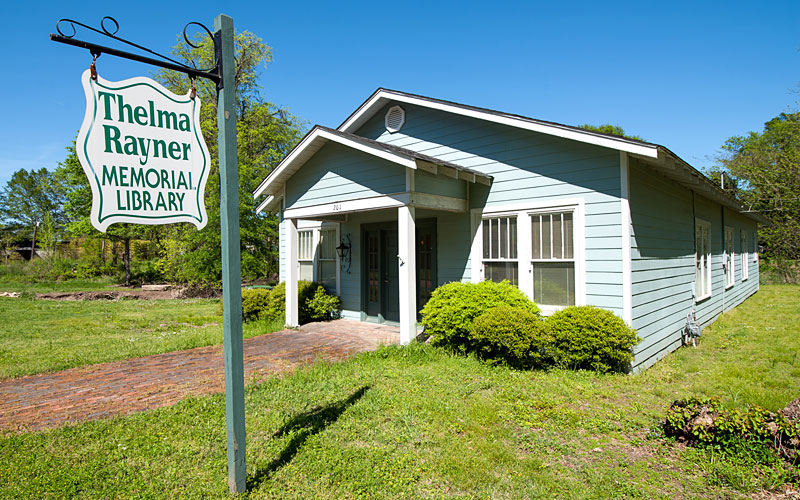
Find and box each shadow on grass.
[248,385,370,489]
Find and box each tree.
[718,112,800,265]
[153,30,304,283]
[57,142,149,285]
[579,124,644,141]
[0,168,65,259]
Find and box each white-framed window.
[724,226,735,289]
[482,216,518,285]
[695,219,712,300]
[531,211,575,308]
[294,223,340,294]
[298,230,314,282]
[472,199,585,314]
[318,228,338,292]
[741,231,749,281]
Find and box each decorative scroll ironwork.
[51,16,221,87]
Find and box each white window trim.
[741,231,749,281]
[695,218,712,302]
[471,198,586,314]
[724,226,735,290]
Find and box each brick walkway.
[0,320,399,433]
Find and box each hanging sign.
[76,69,210,232]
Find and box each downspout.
[684,190,700,346]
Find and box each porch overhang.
[253,125,492,214]
[282,191,467,219]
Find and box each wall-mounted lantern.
[336,233,352,274]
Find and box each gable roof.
[336,88,767,224]
[253,125,492,213]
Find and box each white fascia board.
[339,90,659,159]
[253,126,417,200]
[283,193,410,219]
[255,195,274,214]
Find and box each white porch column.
[398,205,417,344]
[285,217,299,327]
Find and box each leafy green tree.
[57,143,149,285]
[718,112,800,264]
[0,168,65,259]
[579,123,644,141]
[154,30,304,283]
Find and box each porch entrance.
[362,220,436,323]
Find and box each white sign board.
[77,69,210,232]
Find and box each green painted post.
[214,14,246,494]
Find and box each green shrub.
[268,281,323,324]
[306,286,341,321]
[546,305,639,373]
[664,397,799,464]
[241,288,273,322]
[421,280,540,352]
[470,305,551,368]
[230,281,340,324]
[129,259,164,285]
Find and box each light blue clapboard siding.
[284,141,406,210]
[629,158,759,370]
[355,103,625,316]
[415,170,466,198]
[434,211,472,284]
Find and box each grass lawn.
[0,298,282,378]
[0,273,119,294]
[1,285,798,499]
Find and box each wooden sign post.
[52,13,247,494]
[214,14,247,493]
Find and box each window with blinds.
[725,226,735,289]
[318,228,337,292]
[695,220,711,299]
[741,231,749,281]
[482,216,518,285]
[531,211,575,307]
[298,230,314,282]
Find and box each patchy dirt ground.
[35,285,221,301]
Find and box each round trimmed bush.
[470,305,552,368]
[241,288,272,322]
[546,305,640,373]
[420,280,540,352]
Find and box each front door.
[383,231,399,322]
[363,220,436,323]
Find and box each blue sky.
[2,0,799,187]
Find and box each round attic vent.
[385,105,405,133]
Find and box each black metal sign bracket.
[50,16,223,89]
